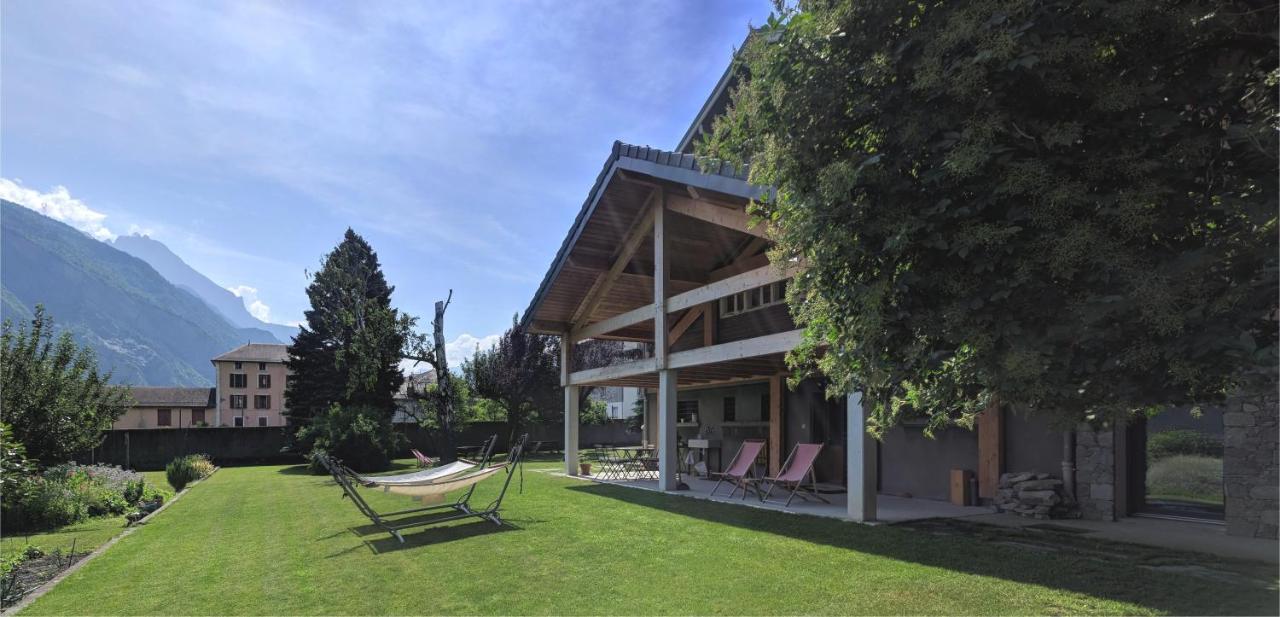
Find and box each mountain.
[1,200,280,386]
[112,234,298,344]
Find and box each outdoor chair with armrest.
[708,439,766,499]
[759,443,830,507]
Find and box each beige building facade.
[212,343,290,427]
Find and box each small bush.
[1147,455,1223,504]
[306,449,331,476]
[1148,430,1223,461]
[0,464,150,531]
[165,454,214,492]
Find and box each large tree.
[286,229,408,469]
[703,1,1277,434]
[0,306,129,465]
[463,317,560,440]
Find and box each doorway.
[1128,407,1225,521]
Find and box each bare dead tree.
[402,290,460,462]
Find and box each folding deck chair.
[320,434,529,543]
[708,439,765,499]
[759,442,830,507]
[410,448,438,468]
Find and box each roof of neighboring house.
[519,141,763,333]
[395,370,438,399]
[676,30,753,154]
[212,343,289,363]
[128,387,216,408]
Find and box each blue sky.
[1,0,770,361]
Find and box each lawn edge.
[1,467,221,617]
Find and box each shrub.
[4,477,88,529]
[1148,430,1223,462]
[165,454,214,492]
[0,463,162,532]
[297,403,404,472]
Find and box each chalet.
[521,52,1276,539]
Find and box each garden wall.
[1223,388,1279,539]
[81,421,639,470]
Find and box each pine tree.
[285,229,407,469]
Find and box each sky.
[1,0,771,364]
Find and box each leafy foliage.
[297,403,405,472]
[702,0,1278,434]
[1147,429,1223,461]
[1,464,152,531]
[0,423,32,500]
[1,306,129,464]
[285,230,408,468]
[463,316,560,439]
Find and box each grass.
[1147,455,1223,505]
[1,473,175,560]
[17,457,1278,615]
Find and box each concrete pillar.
[847,392,877,522]
[565,385,580,475]
[657,369,679,491]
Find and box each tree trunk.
[433,299,458,463]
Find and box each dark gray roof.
[212,343,289,363]
[519,141,764,332]
[676,30,752,154]
[128,387,215,408]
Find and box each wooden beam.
[571,303,654,342]
[710,252,770,282]
[665,193,766,237]
[667,329,803,370]
[559,335,573,387]
[567,357,658,386]
[977,399,1003,500]
[668,306,704,347]
[703,301,717,347]
[567,254,707,285]
[667,262,800,313]
[654,188,670,368]
[569,190,658,326]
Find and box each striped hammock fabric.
[355,460,476,487]
[374,465,506,497]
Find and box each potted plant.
[579,461,592,475]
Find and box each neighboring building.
[392,370,438,424]
[211,343,290,428]
[521,48,1278,539]
[113,387,215,430]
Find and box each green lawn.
[17,459,1278,615]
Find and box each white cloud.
[226,284,271,322]
[444,332,501,366]
[0,178,115,240]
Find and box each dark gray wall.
[1005,410,1065,475]
[879,425,978,501]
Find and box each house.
[113,387,216,429]
[521,52,1277,539]
[392,370,438,424]
[212,343,290,427]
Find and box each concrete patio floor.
[556,470,995,524]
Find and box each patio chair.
[708,439,765,499]
[410,448,438,468]
[759,442,830,507]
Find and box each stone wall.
[1224,388,1279,539]
[1074,424,1116,521]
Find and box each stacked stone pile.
[994,472,1079,519]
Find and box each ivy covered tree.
[286,229,408,469]
[0,306,129,464]
[703,1,1278,434]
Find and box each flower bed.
[0,464,169,532]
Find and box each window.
[257,416,268,427]
[234,416,244,427]
[192,409,205,425]
[258,362,267,371]
[258,374,271,388]
[234,361,242,369]
[156,409,172,427]
[676,400,698,424]
[720,280,787,317]
[230,395,247,409]
[254,395,270,409]
[722,397,736,422]
[230,373,247,388]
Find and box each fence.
[80,421,639,470]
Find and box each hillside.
[112,234,297,343]
[0,200,280,386]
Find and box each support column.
[847,392,877,522]
[657,369,679,491]
[768,375,784,475]
[561,335,579,476]
[976,400,1003,500]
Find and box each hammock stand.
[320,434,528,543]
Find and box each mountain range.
[1,200,297,386]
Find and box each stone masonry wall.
[1224,388,1279,539]
[1075,424,1116,521]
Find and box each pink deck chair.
[410,449,438,468]
[708,439,766,499]
[760,443,830,507]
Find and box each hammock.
[353,460,476,487]
[372,465,505,497]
